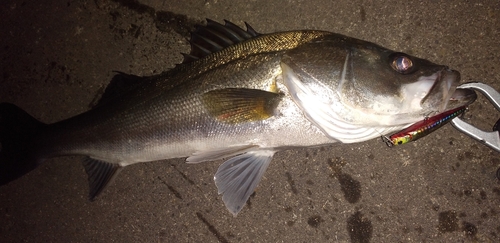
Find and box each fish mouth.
[422,68,477,113]
[448,87,477,107]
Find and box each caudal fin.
[0,103,45,185]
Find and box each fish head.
[398,60,460,115]
[282,34,476,128]
[281,33,476,142]
[345,49,476,124]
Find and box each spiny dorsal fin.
[202,88,282,124]
[182,19,260,63]
[82,157,122,200]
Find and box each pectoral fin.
[82,157,122,201]
[202,88,282,123]
[214,150,275,216]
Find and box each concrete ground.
[1,0,499,242]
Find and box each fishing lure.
[384,106,467,147]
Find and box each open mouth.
[449,88,477,105]
[443,69,476,106]
[423,69,477,112]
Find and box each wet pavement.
[1,0,499,242]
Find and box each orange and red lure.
[384,106,468,147]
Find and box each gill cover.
[281,61,401,143]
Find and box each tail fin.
[0,103,46,185]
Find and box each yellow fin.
[202,88,282,123]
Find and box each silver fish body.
[0,20,476,215]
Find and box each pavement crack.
[196,212,229,243]
[157,176,182,200]
[285,172,298,194]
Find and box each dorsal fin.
[182,19,260,63]
[92,72,146,108]
[90,71,169,108]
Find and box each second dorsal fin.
[182,19,260,63]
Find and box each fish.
[383,106,468,146]
[0,19,477,216]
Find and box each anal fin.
[214,150,275,216]
[82,157,122,201]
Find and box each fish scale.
[0,20,476,216]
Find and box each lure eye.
[391,135,411,145]
[390,53,414,74]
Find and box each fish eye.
[390,53,414,74]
